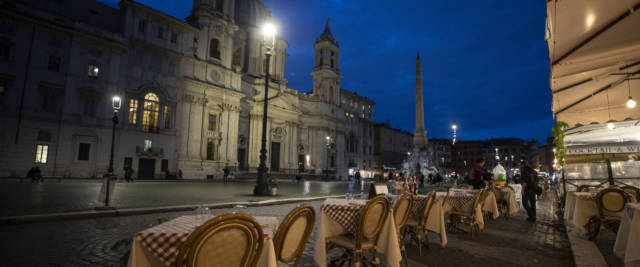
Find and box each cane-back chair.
[447,188,487,237]
[392,193,414,267]
[273,205,316,267]
[405,191,436,256]
[586,187,630,241]
[326,195,390,266]
[176,213,264,267]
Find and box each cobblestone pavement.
[0,190,573,267]
[0,180,367,217]
[405,191,573,267]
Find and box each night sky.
[99,0,552,144]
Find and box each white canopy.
[564,119,640,147]
[546,0,640,126]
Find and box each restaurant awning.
[546,0,640,126]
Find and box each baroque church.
[0,0,375,179]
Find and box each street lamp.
[325,136,331,180]
[105,95,121,206]
[254,23,277,196]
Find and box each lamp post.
[451,124,457,144]
[106,95,121,206]
[254,23,277,196]
[325,136,330,180]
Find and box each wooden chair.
[392,193,414,267]
[327,195,390,267]
[176,213,264,267]
[577,184,600,193]
[448,188,486,237]
[273,205,316,267]
[586,187,630,241]
[621,185,640,203]
[404,191,436,256]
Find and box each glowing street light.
[451,124,457,144]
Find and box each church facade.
[0,0,375,179]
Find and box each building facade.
[373,121,413,171]
[0,0,374,179]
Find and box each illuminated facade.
[0,0,375,179]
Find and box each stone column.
[413,53,427,148]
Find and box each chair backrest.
[357,195,390,249]
[471,189,487,214]
[176,213,264,267]
[578,185,600,193]
[596,188,629,219]
[419,191,437,226]
[621,186,640,203]
[393,193,414,230]
[273,205,315,266]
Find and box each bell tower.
[311,19,342,104]
[187,0,237,68]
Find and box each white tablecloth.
[314,198,402,267]
[436,191,499,230]
[389,194,447,247]
[614,203,640,267]
[127,215,278,267]
[564,191,598,234]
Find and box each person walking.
[28,167,36,183]
[469,159,489,189]
[223,166,230,183]
[355,170,361,184]
[520,160,538,222]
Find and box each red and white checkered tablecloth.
[388,194,430,219]
[321,198,367,234]
[435,192,476,213]
[134,215,277,267]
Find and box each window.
[77,143,91,161]
[206,140,214,160]
[128,99,138,124]
[83,98,96,116]
[215,0,224,12]
[209,39,220,59]
[170,32,177,44]
[37,131,51,142]
[142,93,160,133]
[208,114,217,131]
[144,139,152,152]
[330,51,335,68]
[138,19,146,33]
[319,51,323,66]
[163,105,171,129]
[35,144,48,163]
[48,54,61,72]
[156,26,163,39]
[0,41,10,60]
[87,64,99,78]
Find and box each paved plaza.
[0,190,573,267]
[0,180,363,217]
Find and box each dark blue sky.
[100,0,552,144]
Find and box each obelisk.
[413,52,427,149]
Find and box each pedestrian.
[178,169,183,180]
[355,170,361,184]
[469,158,489,189]
[223,166,230,183]
[124,167,131,182]
[520,160,539,222]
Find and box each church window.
[208,114,217,131]
[329,86,334,102]
[128,99,138,124]
[48,53,61,72]
[82,98,96,116]
[142,93,160,133]
[330,51,335,68]
[319,51,323,66]
[209,39,220,59]
[215,0,224,12]
[41,90,58,111]
[206,140,215,160]
[138,19,146,33]
[163,105,171,129]
[77,143,91,161]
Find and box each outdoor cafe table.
[436,189,499,230]
[614,203,640,267]
[564,191,598,234]
[313,198,402,267]
[388,194,448,247]
[127,215,279,267]
[494,187,520,215]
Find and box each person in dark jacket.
[520,160,538,222]
[469,159,489,189]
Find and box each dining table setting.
[127,212,280,267]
